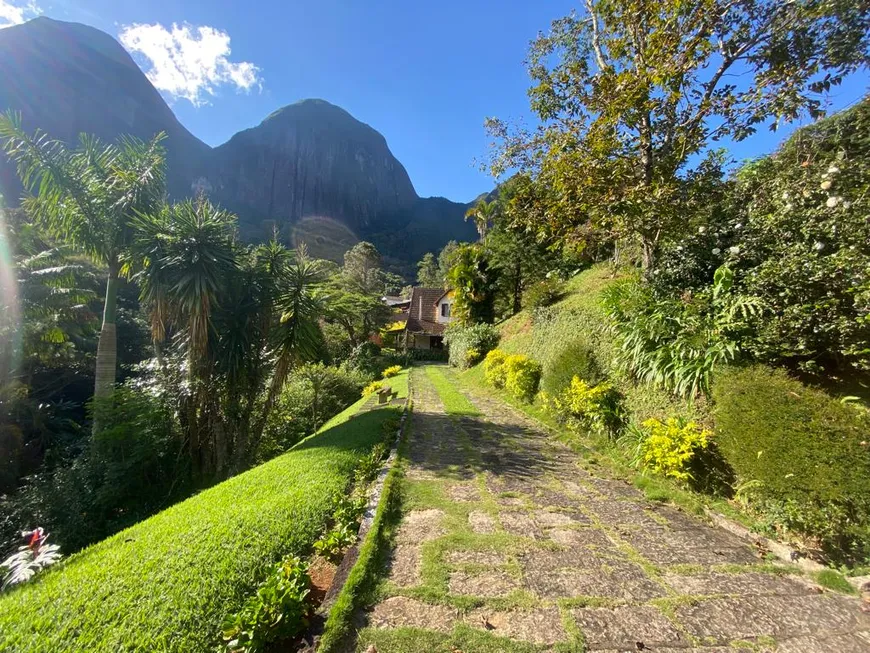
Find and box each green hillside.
[0,371,408,652]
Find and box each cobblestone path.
[353,366,870,652]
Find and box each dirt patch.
[449,570,520,597]
[367,596,458,633]
[464,607,567,645]
[572,605,684,650]
[387,545,421,587]
[675,594,870,643]
[778,632,870,653]
[663,571,813,597]
[468,510,497,534]
[307,556,337,606]
[533,510,585,528]
[396,509,446,544]
[525,564,665,601]
[547,527,619,553]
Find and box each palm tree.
[131,198,236,476]
[0,112,166,400]
[464,199,497,243]
[133,200,326,477]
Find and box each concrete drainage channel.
[306,392,412,649]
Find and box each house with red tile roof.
[400,287,455,350]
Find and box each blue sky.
[2,0,869,203]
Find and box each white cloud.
[0,0,41,29]
[118,22,262,107]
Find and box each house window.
[441,302,451,318]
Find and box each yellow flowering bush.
[543,375,623,437]
[381,365,402,379]
[639,417,711,481]
[362,381,384,397]
[503,354,542,402]
[465,348,482,367]
[483,349,508,388]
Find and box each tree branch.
[584,0,608,71]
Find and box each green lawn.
[0,369,409,653]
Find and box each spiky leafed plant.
[133,202,326,476]
[131,199,237,476]
[0,112,166,402]
[464,198,497,243]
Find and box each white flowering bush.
[653,97,870,373]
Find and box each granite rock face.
[0,17,210,201]
[0,18,477,268]
[207,99,418,233]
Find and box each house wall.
[413,334,431,350]
[436,296,455,324]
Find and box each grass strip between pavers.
[318,413,409,652]
[0,370,410,653]
[424,364,481,416]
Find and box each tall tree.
[464,199,497,243]
[133,200,327,477]
[342,241,383,294]
[0,113,166,398]
[438,240,461,283]
[416,252,442,287]
[487,177,561,315]
[446,244,498,325]
[487,0,870,269]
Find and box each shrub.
[503,354,542,402]
[483,349,508,388]
[259,364,367,461]
[362,381,384,397]
[524,278,564,310]
[444,323,500,369]
[602,268,760,398]
[713,365,870,561]
[636,417,712,482]
[381,365,402,379]
[541,376,623,438]
[0,403,403,652]
[540,340,603,396]
[465,348,482,367]
[221,555,311,652]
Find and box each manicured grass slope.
[0,370,409,653]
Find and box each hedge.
[712,365,870,558]
[0,371,409,652]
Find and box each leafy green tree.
[446,244,498,325]
[486,177,562,315]
[416,252,442,287]
[341,241,382,294]
[437,240,461,282]
[0,113,166,398]
[324,241,391,347]
[487,1,870,269]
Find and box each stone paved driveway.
[354,366,870,652]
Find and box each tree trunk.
[94,265,120,400]
[641,234,657,271]
[512,262,522,315]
